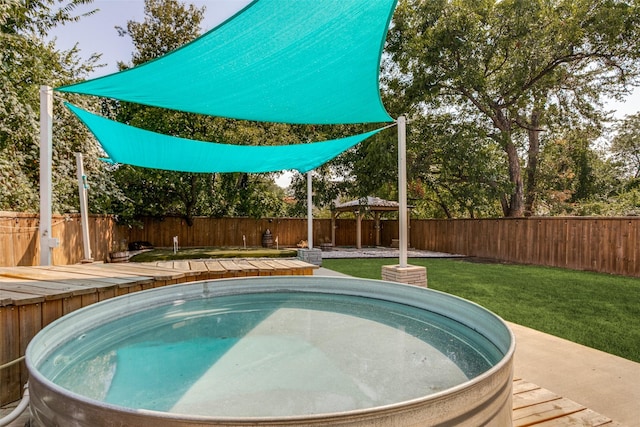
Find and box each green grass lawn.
[322,258,640,363]
[130,247,298,262]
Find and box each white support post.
[382,116,426,287]
[398,115,408,268]
[355,210,362,249]
[75,153,92,261]
[39,86,57,265]
[307,171,313,249]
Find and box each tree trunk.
[433,187,452,218]
[183,174,198,226]
[524,111,541,216]
[504,140,524,217]
[492,110,524,217]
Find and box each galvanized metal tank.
[27,276,515,426]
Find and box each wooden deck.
[512,377,624,426]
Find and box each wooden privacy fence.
[0,212,125,267]
[125,216,328,249]
[124,216,385,249]
[409,217,640,277]
[2,212,640,277]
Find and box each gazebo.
[331,196,413,249]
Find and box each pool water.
[40,292,502,417]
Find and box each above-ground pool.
[27,276,515,426]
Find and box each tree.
[386,0,640,217]
[407,114,509,218]
[536,126,621,215]
[110,0,296,224]
[0,0,125,213]
[611,113,640,179]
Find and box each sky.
[50,0,253,75]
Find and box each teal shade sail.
[66,103,388,174]
[57,0,397,125]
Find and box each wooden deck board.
[41,264,155,283]
[509,376,626,426]
[245,259,276,274]
[0,266,141,288]
[203,259,226,273]
[531,408,623,426]
[217,259,246,274]
[513,387,562,410]
[0,289,45,306]
[0,277,98,298]
[185,260,209,272]
[93,263,192,280]
[514,379,544,394]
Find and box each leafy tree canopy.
[385,0,640,217]
[0,0,126,213]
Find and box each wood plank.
[513,379,542,394]
[93,263,192,281]
[282,259,316,275]
[0,278,73,299]
[63,295,84,315]
[0,291,10,306]
[5,216,640,277]
[260,259,294,273]
[173,260,194,272]
[217,260,246,275]
[0,277,94,299]
[513,388,561,410]
[203,260,226,273]
[0,290,45,306]
[0,266,134,289]
[186,260,208,272]
[0,306,21,404]
[513,397,585,427]
[244,259,275,275]
[18,304,42,387]
[41,264,154,284]
[41,300,63,327]
[152,261,175,269]
[285,259,317,269]
[531,408,619,426]
[81,292,100,307]
[231,259,259,275]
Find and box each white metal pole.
[39,86,54,266]
[75,152,92,261]
[398,116,408,268]
[307,171,313,249]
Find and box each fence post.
[39,85,58,265]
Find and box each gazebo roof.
[333,196,412,213]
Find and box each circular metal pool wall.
[27,276,515,426]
